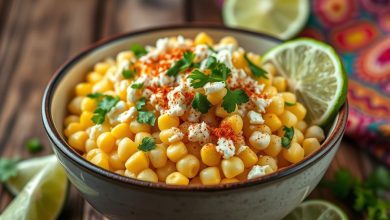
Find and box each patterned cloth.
[300,0,390,165]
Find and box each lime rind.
[283,199,349,220]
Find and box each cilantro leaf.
[167,51,195,77]
[188,56,230,88]
[136,97,146,111]
[192,92,211,114]
[25,138,43,153]
[167,59,185,77]
[285,102,296,106]
[138,137,156,152]
[281,126,294,148]
[207,45,216,53]
[131,83,144,89]
[0,157,20,182]
[188,70,211,88]
[222,89,249,113]
[130,43,147,58]
[137,111,156,126]
[122,69,135,79]
[91,95,120,124]
[244,53,268,79]
[87,93,104,99]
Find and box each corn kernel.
[282,142,304,163]
[264,135,282,157]
[272,76,287,92]
[219,36,238,46]
[94,62,110,75]
[249,131,270,150]
[215,104,237,118]
[263,113,283,132]
[148,144,167,168]
[286,102,307,121]
[80,111,94,128]
[302,138,321,156]
[281,92,296,103]
[86,148,102,161]
[109,152,125,170]
[117,137,138,161]
[68,96,83,115]
[200,143,221,166]
[262,63,277,75]
[305,125,325,142]
[81,97,97,113]
[166,172,189,185]
[194,32,214,46]
[221,156,245,178]
[137,168,158,183]
[116,51,134,63]
[92,80,113,93]
[280,110,298,127]
[64,122,84,137]
[296,120,308,132]
[220,178,239,184]
[158,114,180,130]
[167,141,188,162]
[243,124,271,138]
[294,128,304,144]
[134,132,152,146]
[124,170,136,178]
[90,152,109,170]
[263,85,278,96]
[176,154,200,178]
[115,170,125,176]
[86,72,103,84]
[156,161,176,181]
[237,147,258,168]
[199,167,221,185]
[207,88,227,105]
[85,139,97,152]
[257,155,278,172]
[221,114,243,135]
[125,151,149,174]
[68,131,88,152]
[64,115,79,127]
[97,132,116,153]
[111,123,133,139]
[75,83,93,97]
[266,95,284,115]
[130,120,151,133]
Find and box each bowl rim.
[42,24,348,192]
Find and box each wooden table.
[0,0,379,219]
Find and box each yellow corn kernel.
[86,148,102,161]
[272,76,287,92]
[125,151,149,174]
[97,132,116,153]
[262,63,277,75]
[157,114,180,131]
[166,172,189,185]
[92,80,113,93]
[294,128,304,144]
[90,152,110,170]
[117,137,138,162]
[266,95,285,115]
[249,131,270,150]
[282,142,304,163]
[167,141,188,162]
[64,115,79,127]
[305,125,325,142]
[257,155,278,172]
[281,92,297,103]
[134,132,152,146]
[194,32,214,46]
[137,168,158,183]
[156,161,176,181]
[148,144,167,168]
[124,170,136,178]
[116,51,134,63]
[189,177,202,185]
[75,83,93,97]
[81,97,97,112]
[219,36,238,45]
[207,88,227,105]
[286,103,307,121]
[200,143,221,166]
[129,120,151,134]
[220,178,239,184]
[232,51,246,69]
[215,104,238,118]
[221,114,243,135]
[68,131,88,152]
[221,156,245,178]
[263,113,283,132]
[68,96,83,115]
[243,124,271,138]
[237,147,258,168]
[111,123,133,139]
[85,139,97,152]
[152,132,162,144]
[257,72,273,86]
[176,154,200,178]
[108,152,125,170]
[79,111,94,128]
[296,120,308,133]
[115,170,125,176]
[264,135,282,157]
[64,122,84,137]
[86,72,103,84]
[263,85,278,96]
[199,167,221,185]
[159,127,182,144]
[94,62,110,75]
[280,110,298,127]
[186,142,202,160]
[302,138,321,156]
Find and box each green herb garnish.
[138,137,156,152]
[244,53,268,79]
[285,102,296,106]
[167,51,196,77]
[137,111,156,126]
[281,126,294,148]
[221,89,249,113]
[91,95,120,124]
[25,138,43,153]
[131,83,144,89]
[122,69,135,79]
[87,92,104,99]
[0,157,20,182]
[192,92,212,113]
[136,97,146,111]
[130,43,147,58]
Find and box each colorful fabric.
[301,0,390,165]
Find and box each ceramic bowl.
[42,25,348,220]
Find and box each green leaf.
[25,138,43,153]
[192,92,211,114]
[167,59,185,77]
[0,157,20,182]
[207,45,216,53]
[87,93,104,99]
[138,137,156,152]
[366,166,390,189]
[122,69,135,79]
[281,126,294,148]
[188,70,211,88]
[136,97,146,111]
[167,51,195,77]
[91,108,106,124]
[130,43,147,58]
[322,169,356,199]
[285,102,296,106]
[222,89,249,113]
[131,83,144,89]
[92,95,120,124]
[137,111,156,126]
[188,56,230,89]
[244,53,268,79]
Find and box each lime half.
[262,38,347,126]
[0,156,68,220]
[223,0,309,40]
[283,200,349,220]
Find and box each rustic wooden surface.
[0,0,380,219]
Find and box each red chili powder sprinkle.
[211,123,238,142]
[147,86,172,109]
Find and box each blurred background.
[0,0,389,219]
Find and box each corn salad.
[64,33,326,186]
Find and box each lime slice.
[262,38,347,126]
[283,200,349,220]
[5,155,56,195]
[0,157,68,220]
[223,0,309,40]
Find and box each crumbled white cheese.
[106,101,127,124]
[249,131,271,150]
[203,81,226,95]
[214,44,236,53]
[165,86,187,116]
[187,108,201,123]
[216,49,234,69]
[126,74,148,102]
[228,69,265,95]
[188,122,210,143]
[248,165,270,180]
[216,137,236,159]
[167,127,184,143]
[156,37,170,51]
[88,125,104,140]
[254,98,271,113]
[194,44,209,62]
[150,73,175,87]
[117,107,137,123]
[247,110,264,124]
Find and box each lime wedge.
[223,0,309,40]
[262,38,347,126]
[5,155,56,195]
[283,200,349,220]
[0,156,68,220]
